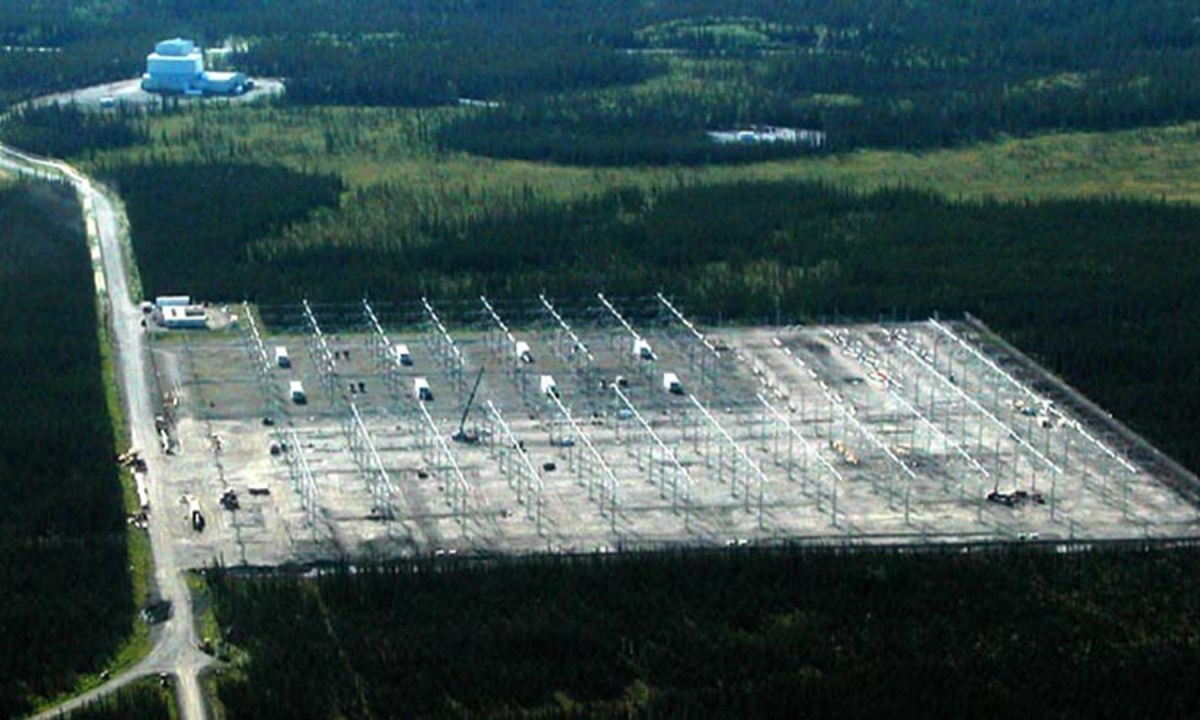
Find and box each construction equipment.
[116,449,147,473]
[986,489,1045,508]
[452,366,486,443]
[829,438,860,466]
[219,489,240,511]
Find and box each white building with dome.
[141,38,248,96]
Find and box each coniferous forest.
[59,680,173,720]
[0,183,133,719]
[3,3,1200,719]
[207,545,1200,719]
[4,1,1200,157]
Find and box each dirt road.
[0,147,214,719]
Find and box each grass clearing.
[89,104,1200,212]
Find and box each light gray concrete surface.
[148,304,1200,569]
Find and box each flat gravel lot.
[149,311,1200,568]
[29,76,283,110]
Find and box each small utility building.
[160,305,208,329]
[141,38,248,96]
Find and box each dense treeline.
[0,39,145,109]
[208,545,1200,719]
[105,172,1200,472]
[0,0,656,108]
[104,161,344,301]
[0,182,133,718]
[0,103,147,159]
[0,0,155,107]
[61,679,173,720]
[6,2,1200,156]
[243,32,656,108]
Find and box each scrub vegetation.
[0,182,137,719]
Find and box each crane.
[451,366,486,443]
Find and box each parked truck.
[183,495,205,532]
[414,377,433,402]
[289,380,306,404]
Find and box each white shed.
[155,295,191,308]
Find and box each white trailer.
[288,380,306,404]
[155,295,191,308]
[134,472,151,511]
[414,377,433,402]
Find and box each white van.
[515,341,534,364]
[539,374,559,398]
[414,377,433,402]
[288,380,306,404]
[275,346,290,368]
[663,372,684,395]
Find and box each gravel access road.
[0,143,214,720]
